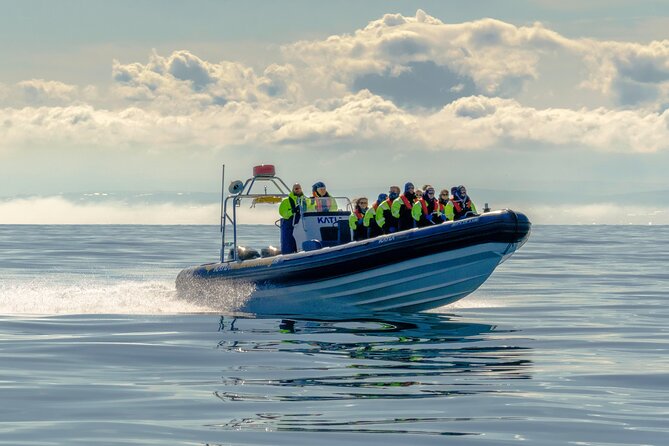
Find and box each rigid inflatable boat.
[176,165,531,313]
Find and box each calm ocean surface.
[1,224,668,445]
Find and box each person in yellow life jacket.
[445,185,478,221]
[306,181,338,212]
[375,186,400,234]
[348,197,369,242]
[365,193,387,238]
[391,182,417,231]
[278,183,305,254]
[438,189,451,221]
[412,186,444,227]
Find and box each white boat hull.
[177,209,531,314]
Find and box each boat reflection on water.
[210,312,532,436]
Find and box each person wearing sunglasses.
[412,186,444,227]
[348,197,370,241]
[437,189,451,221]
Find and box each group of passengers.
[348,182,478,242]
[279,181,477,253]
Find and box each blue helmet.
[312,181,326,193]
[377,193,388,203]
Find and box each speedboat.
[176,165,531,313]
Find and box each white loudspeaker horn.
[228,180,244,194]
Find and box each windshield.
[300,196,353,213]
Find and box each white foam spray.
[0,278,217,315]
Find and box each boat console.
[294,208,351,251]
[220,164,352,261]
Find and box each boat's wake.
[0,279,211,315]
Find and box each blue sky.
[1,1,669,224]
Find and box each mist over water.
[1,193,668,224]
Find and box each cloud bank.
[1,10,669,157]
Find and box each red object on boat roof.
[253,164,276,177]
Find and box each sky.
[1,0,669,224]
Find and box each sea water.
[0,224,668,445]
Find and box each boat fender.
[229,245,261,261]
[261,246,281,258]
[302,240,322,252]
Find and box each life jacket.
[351,207,368,241]
[380,198,397,233]
[311,193,333,211]
[452,197,473,220]
[397,194,415,230]
[418,197,438,215]
[288,196,300,224]
[280,193,302,223]
[366,206,383,237]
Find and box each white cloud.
[3,89,669,154]
[0,79,85,107]
[111,50,302,111]
[2,11,669,160]
[580,39,669,107]
[424,96,669,152]
[17,79,78,103]
[280,11,669,110]
[281,13,579,100]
